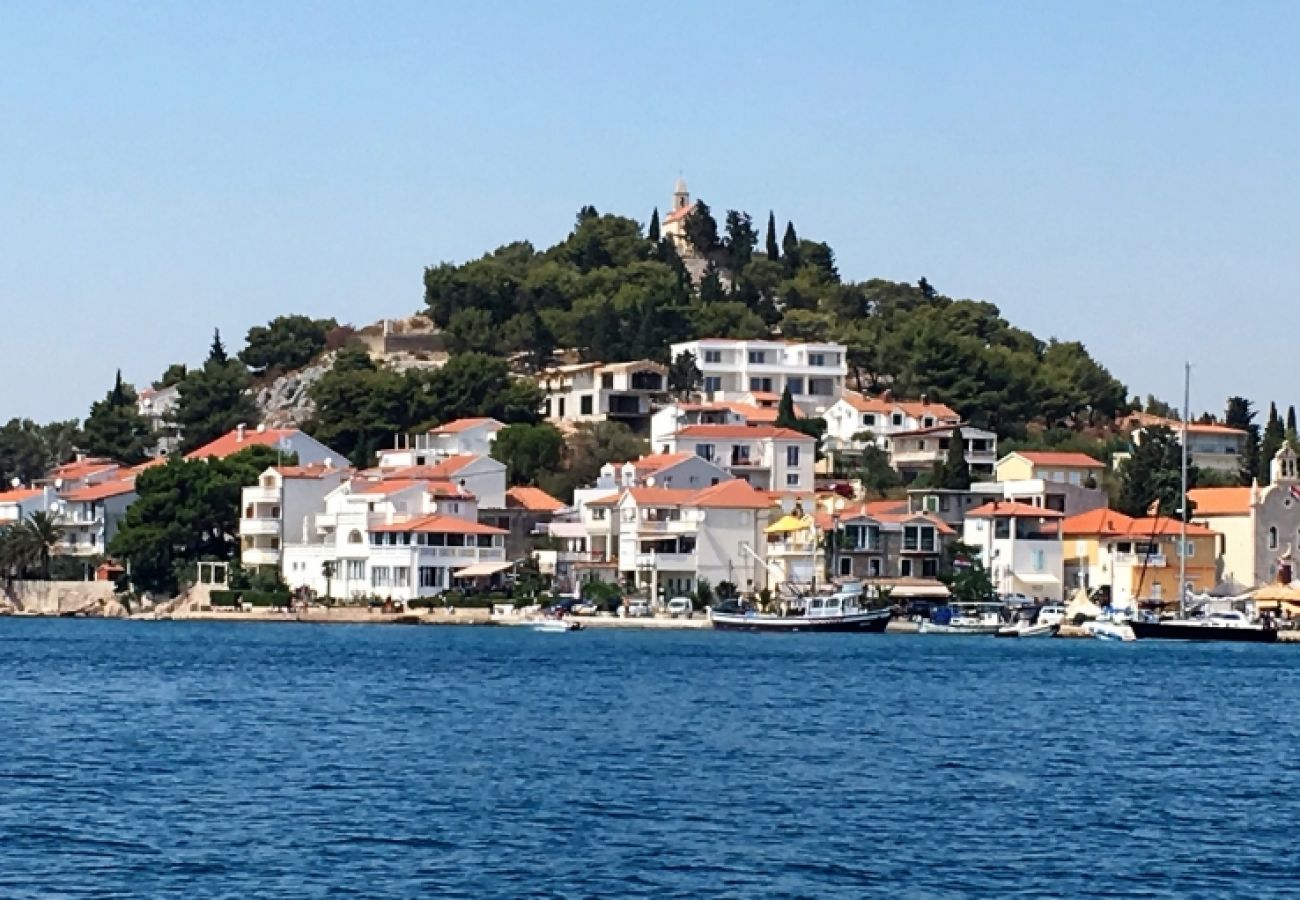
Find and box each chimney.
[921,394,930,406]
[236,423,247,443]
[882,389,893,403]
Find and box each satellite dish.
[257,423,268,433]
[645,476,656,487]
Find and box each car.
[666,597,694,618]
[571,601,598,616]
[1037,604,1067,627]
[625,600,652,618]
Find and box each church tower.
[1271,441,1298,484]
[673,176,690,212]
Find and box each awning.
[454,561,512,578]
[1014,573,1061,585]
[765,514,811,534]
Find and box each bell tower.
[1271,442,1298,484]
[673,176,690,212]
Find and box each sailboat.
[1129,364,1277,643]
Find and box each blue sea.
[2,620,1298,898]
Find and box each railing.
[241,547,281,567]
[368,545,506,561]
[239,518,281,536]
[634,552,698,569]
[1115,552,1167,567]
[242,486,280,504]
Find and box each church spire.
[673,175,689,211]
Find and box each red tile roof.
[63,479,137,503]
[673,424,810,441]
[429,417,502,435]
[587,487,700,508]
[0,487,45,503]
[688,479,772,509]
[506,486,565,513]
[1187,486,1253,517]
[1062,508,1216,538]
[274,464,347,479]
[370,514,506,535]
[662,202,695,224]
[840,391,960,421]
[186,428,301,460]
[633,452,697,474]
[966,500,1066,519]
[1007,451,1105,469]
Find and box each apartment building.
[538,360,667,433]
[658,424,815,492]
[962,501,1066,602]
[239,463,352,570]
[670,338,847,413]
[1062,508,1220,605]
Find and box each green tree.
[306,346,406,466]
[21,511,64,580]
[698,263,726,302]
[940,542,995,601]
[82,370,153,464]
[935,428,972,490]
[491,423,565,486]
[1289,405,1298,438]
[776,385,799,429]
[1117,425,1196,518]
[444,307,498,355]
[723,210,757,273]
[855,443,899,498]
[1225,396,1259,485]
[647,208,660,244]
[781,221,800,268]
[0,419,81,487]
[668,351,702,399]
[683,200,720,256]
[1260,402,1284,484]
[765,211,779,261]
[239,315,337,375]
[541,421,648,501]
[154,363,188,390]
[174,330,260,453]
[109,445,287,596]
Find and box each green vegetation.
[0,511,66,581]
[174,330,260,453]
[240,315,337,376]
[0,418,81,488]
[1115,425,1197,518]
[82,370,153,465]
[490,423,565,486]
[109,445,291,596]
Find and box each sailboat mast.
[1179,362,1190,618]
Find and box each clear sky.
[4,2,1298,423]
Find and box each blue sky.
[3,2,1298,422]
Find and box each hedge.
[209,590,292,608]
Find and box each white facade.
[882,424,999,477]
[186,425,344,466]
[658,425,815,492]
[961,502,1065,602]
[381,419,504,467]
[57,482,137,557]
[0,486,55,526]
[374,453,508,511]
[824,391,961,448]
[240,464,352,569]
[538,361,666,430]
[670,339,847,413]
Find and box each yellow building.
[996,451,1105,486]
[1062,508,1220,605]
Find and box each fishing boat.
[917,601,1006,635]
[1129,610,1276,643]
[710,591,891,633]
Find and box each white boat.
[532,619,584,633]
[995,621,1055,638]
[1084,619,1135,642]
[712,591,892,633]
[918,601,1007,635]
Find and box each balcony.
[634,552,698,570]
[243,486,280,504]
[729,452,769,470]
[1115,552,1167,567]
[242,547,281,567]
[366,545,506,561]
[240,517,281,537]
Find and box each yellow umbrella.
[1251,583,1300,602]
[765,514,812,534]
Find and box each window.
[703,350,722,364]
[703,376,722,393]
[838,557,852,576]
[922,417,934,428]
[922,558,938,578]
[809,353,826,366]
[786,377,804,396]
[808,378,833,396]
[348,530,363,544]
[696,443,715,462]
[543,398,551,416]
[591,508,607,521]
[939,496,950,513]
[994,519,1011,540]
[786,446,800,467]
[419,566,439,588]
[345,560,365,581]
[558,398,566,418]
[1178,540,1195,558]
[869,559,881,576]
[919,527,936,552]
[393,567,410,588]
[1031,550,1045,572]
[580,395,593,416]
[786,473,800,487]
[862,413,876,426]
[371,567,391,588]
[903,526,919,551]
[748,350,766,364]
[1269,527,1279,550]
[749,377,773,393]
[600,373,613,390]
[900,559,913,577]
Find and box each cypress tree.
[209,328,228,365]
[765,211,779,261]
[776,385,799,429]
[939,428,971,489]
[1288,405,1297,437]
[647,207,660,244]
[782,221,799,259]
[1259,402,1284,484]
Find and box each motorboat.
[995,621,1055,638]
[1084,619,1135,642]
[711,590,891,633]
[917,601,1006,635]
[533,619,584,633]
[1129,610,1277,643]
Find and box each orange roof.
[838,501,955,534]
[689,479,772,510]
[380,456,482,480]
[429,417,501,435]
[186,428,300,460]
[967,500,1065,519]
[587,487,699,508]
[1188,486,1253,517]
[673,424,810,441]
[1063,508,1216,538]
[748,391,780,402]
[633,452,697,475]
[840,391,960,421]
[275,464,346,479]
[370,514,506,535]
[50,459,120,482]
[1007,451,1105,468]
[662,202,695,224]
[506,486,565,512]
[1126,412,1246,437]
[63,479,137,503]
[0,487,44,504]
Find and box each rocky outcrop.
[254,354,336,429]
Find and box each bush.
[208,589,290,608]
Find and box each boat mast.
[1179,362,1190,618]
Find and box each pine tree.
[1259,402,1285,485]
[82,370,154,464]
[647,207,660,244]
[209,329,228,365]
[765,211,779,261]
[1288,405,1297,437]
[698,263,726,303]
[174,333,259,453]
[918,277,937,300]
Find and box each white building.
[0,485,55,526]
[650,400,784,447]
[669,338,848,413]
[279,475,506,602]
[58,478,137,557]
[824,391,960,446]
[883,424,999,480]
[381,419,505,466]
[538,361,667,433]
[136,384,180,458]
[582,480,773,599]
[1125,413,1249,475]
[658,424,815,492]
[961,501,1065,602]
[186,425,343,465]
[374,454,507,510]
[240,463,352,570]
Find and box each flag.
[1290,484,1300,502]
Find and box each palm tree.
[0,524,38,582]
[22,511,65,580]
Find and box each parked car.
[666,597,694,618]
[625,600,651,618]
[1037,604,1067,627]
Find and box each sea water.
[1,619,1298,898]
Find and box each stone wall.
[3,580,118,615]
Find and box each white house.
[650,400,785,447]
[658,424,815,492]
[882,424,999,480]
[670,338,847,413]
[186,425,343,466]
[136,384,180,458]
[582,480,773,599]
[240,463,352,570]
[1125,413,1249,475]
[538,361,667,433]
[0,485,55,526]
[279,475,504,602]
[381,419,505,466]
[962,500,1065,602]
[58,477,137,557]
[824,391,961,447]
[375,454,507,511]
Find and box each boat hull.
[1129,621,1277,643]
[995,624,1055,638]
[711,609,891,633]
